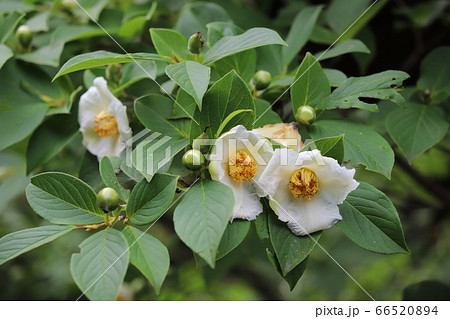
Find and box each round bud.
[97,187,119,212]
[295,105,316,125]
[106,63,122,83]
[62,0,76,10]
[252,70,272,90]
[182,149,205,171]
[188,32,205,54]
[15,25,33,49]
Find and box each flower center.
[94,111,118,137]
[228,149,257,182]
[289,168,319,200]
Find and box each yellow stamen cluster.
[289,168,319,200]
[94,110,118,137]
[228,149,257,182]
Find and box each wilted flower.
[209,125,273,220]
[79,77,132,160]
[253,122,303,151]
[257,148,359,236]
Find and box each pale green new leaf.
[173,180,234,267]
[122,226,169,294]
[0,225,74,266]
[26,172,104,225]
[337,182,409,254]
[70,228,129,301]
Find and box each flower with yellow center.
[257,148,359,236]
[209,125,273,221]
[253,122,303,151]
[78,77,132,160]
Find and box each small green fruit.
[252,70,272,90]
[106,63,122,83]
[15,25,33,49]
[97,187,119,212]
[182,149,205,171]
[295,105,316,125]
[188,32,205,54]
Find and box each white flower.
[209,125,273,221]
[79,77,132,160]
[257,148,359,236]
[253,122,303,152]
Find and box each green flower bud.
[62,0,76,10]
[188,32,205,54]
[192,132,209,153]
[252,70,272,90]
[182,149,205,171]
[295,105,316,125]
[97,187,119,212]
[15,25,33,49]
[106,63,122,84]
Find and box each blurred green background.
[0,0,449,300]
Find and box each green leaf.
[175,2,231,38]
[291,53,330,113]
[192,70,255,139]
[16,42,64,67]
[99,156,130,201]
[268,212,321,276]
[165,61,210,110]
[150,28,190,60]
[314,39,370,61]
[26,172,104,225]
[417,46,450,102]
[79,152,104,192]
[0,225,73,266]
[214,50,257,84]
[169,89,197,120]
[173,179,234,268]
[203,27,287,65]
[323,68,347,87]
[216,220,250,261]
[130,136,189,181]
[0,11,24,44]
[386,103,449,163]
[282,5,323,66]
[26,113,79,174]
[0,44,12,70]
[128,173,178,225]
[253,98,282,127]
[337,182,409,254]
[266,249,308,291]
[206,21,242,47]
[54,51,172,80]
[302,135,345,164]
[70,228,129,301]
[50,25,106,45]
[308,119,394,178]
[114,61,157,94]
[320,71,410,112]
[122,226,169,294]
[135,94,190,138]
[255,200,270,240]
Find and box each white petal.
[78,86,107,131]
[231,182,263,221]
[93,77,116,105]
[83,134,123,160]
[298,150,359,204]
[269,183,342,236]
